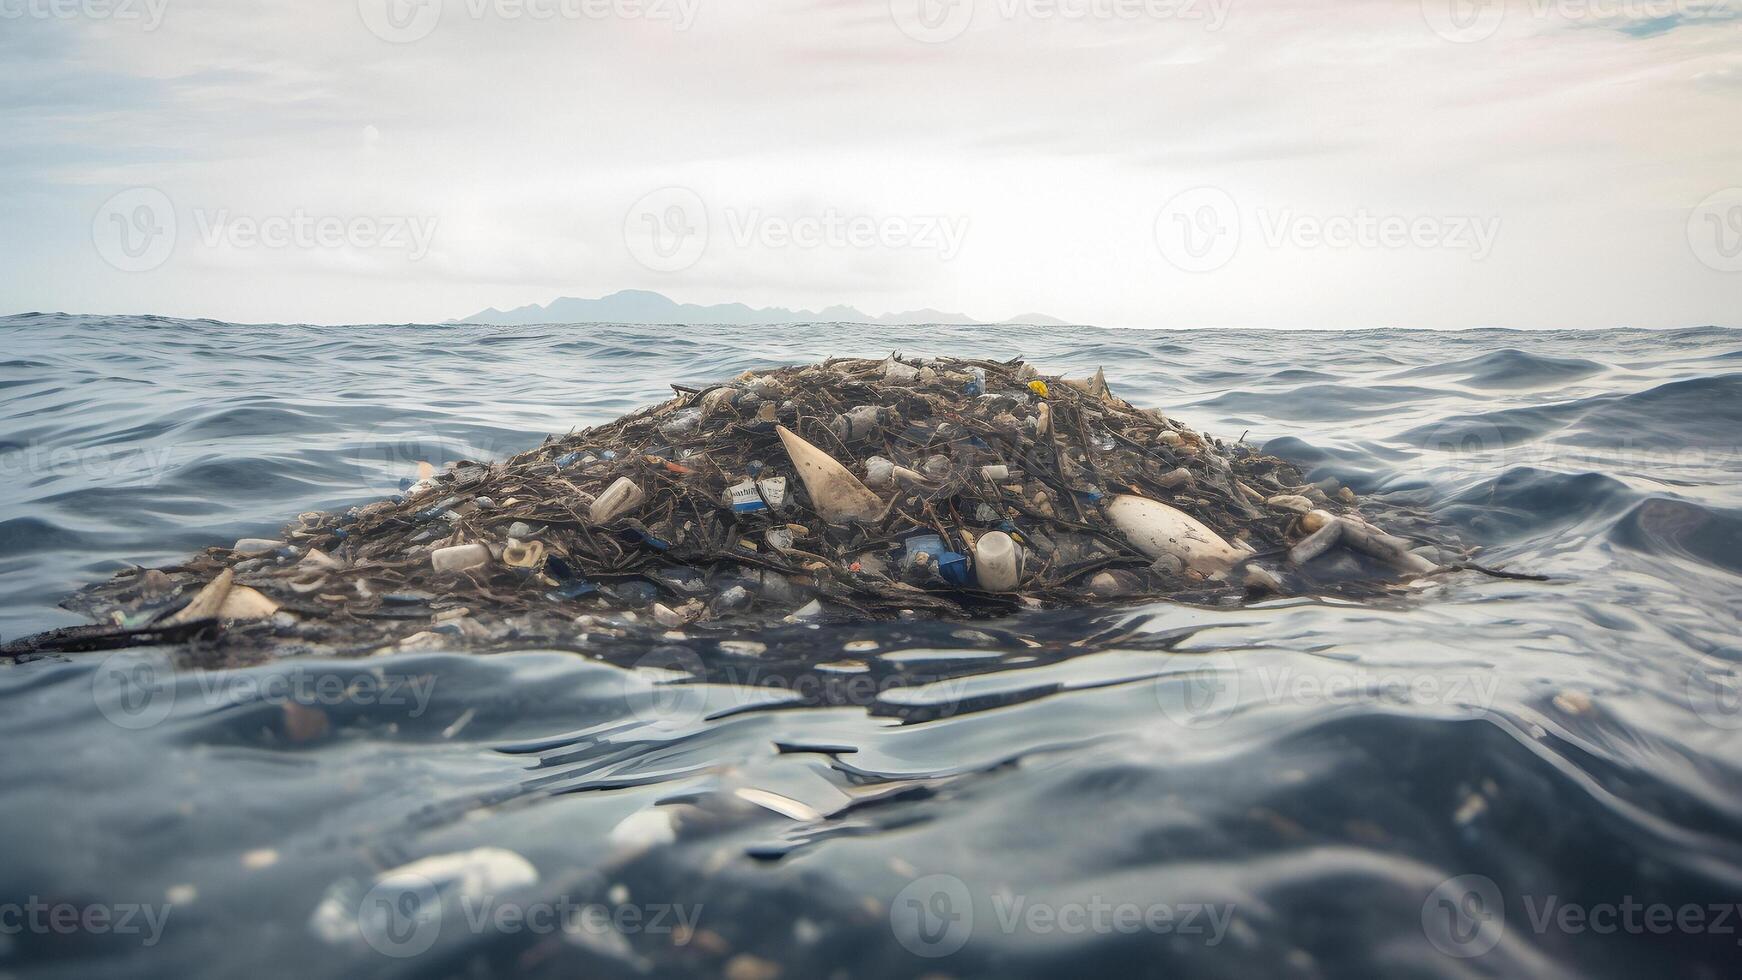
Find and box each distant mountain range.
[455,290,1070,328]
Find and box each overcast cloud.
[2,0,1739,327]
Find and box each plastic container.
[832,405,883,442]
[1106,494,1243,574]
[973,531,1021,592]
[658,408,703,438]
[725,477,788,513]
[431,543,491,573]
[589,477,645,524]
[904,534,945,567]
[233,538,286,555]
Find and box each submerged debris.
[6,355,1467,660]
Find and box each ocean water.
[1,315,1740,978]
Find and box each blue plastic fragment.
[332,528,349,540]
[547,579,597,600]
[937,551,971,586]
[554,451,582,468]
[398,477,413,491]
[903,534,944,562]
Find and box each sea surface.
[2,315,1740,978]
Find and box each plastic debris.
[12,355,1469,659]
[233,538,286,555]
[973,531,1021,592]
[590,476,645,524]
[217,585,280,620]
[502,538,546,569]
[431,543,490,573]
[725,477,788,513]
[776,425,882,524]
[1106,494,1244,576]
[166,568,235,624]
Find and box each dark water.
[2,314,1740,978]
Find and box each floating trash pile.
[8,356,1470,660]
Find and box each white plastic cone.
[776,425,883,523]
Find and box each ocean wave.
[2,316,1739,978]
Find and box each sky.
[1,0,1740,328]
